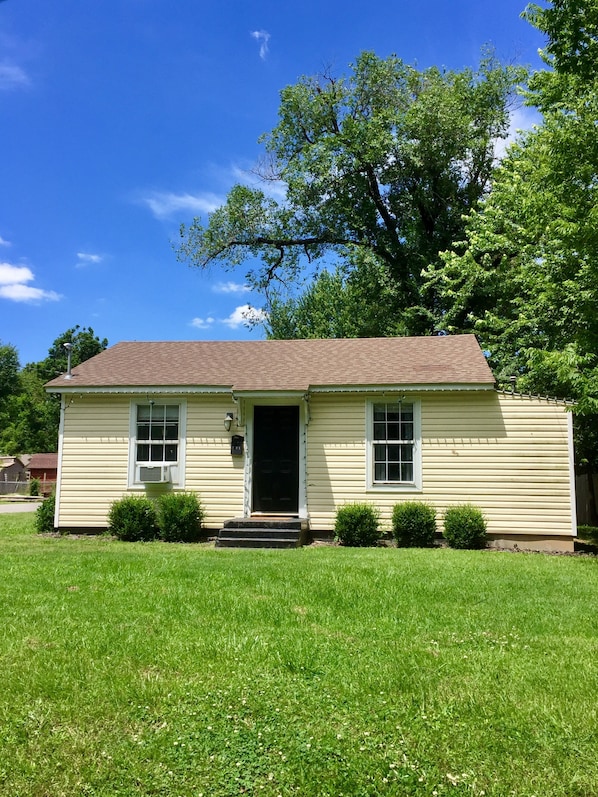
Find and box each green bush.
[392,501,437,547]
[443,504,487,549]
[108,495,159,542]
[157,492,204,542]
[334,503,380,547]
[29,478,40,497]
[35,493,56,534]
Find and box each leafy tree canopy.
[178,51,525,335]
[0,326,108,456]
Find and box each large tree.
[178,51,525,335]
[428,1,598,404]
[425,0,598,496]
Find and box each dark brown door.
[252,405,299,514]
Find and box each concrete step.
[216,536,302,549]
[216,517,309,548]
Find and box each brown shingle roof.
[45,335,495,392]
[28,453,58,470]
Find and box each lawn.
[0,514,597,797]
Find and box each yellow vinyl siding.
[57,396,130,527]
[56,394,244,529]
[305,391,574,538]
[185,397,244,527]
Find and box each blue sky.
[1,0,546,366]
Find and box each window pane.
[400,444,413,462]
[388,463,400,481]
[401,422,413,440]
[137,424,150,440]
[401,463,414,482]
[401,404,413,420]
[373,404,386,421]
[374,444,386,463]
[150,425,163,440]
[165,423,178,440]
[387,423,400,440]
[165,406,179,421]
[137,406,151,421]
[150,444,163,461]
[373,422,386,440]
[386,405,400,421]
[387,444,400,462]
[375,463,386,481]
[137,444,149,461]
[151,405,165,421]
[165,444,178,462]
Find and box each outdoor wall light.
[224,412,235,432]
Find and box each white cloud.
[0,262,61,303]
[190,316,215,329]
[0,284,61,302]
[213,281,251,295]
[221,304,268,329]
[0,236,11,247]
[140,191,223,220]
[76,252,103,267]
[250,30,270,60]
[0,63,30,90]
[0,263,34,284]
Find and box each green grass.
[0,514,597,796]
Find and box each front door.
[252,405,299,514]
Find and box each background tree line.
[0,326,107,455]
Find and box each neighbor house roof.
[28,453,58,470]
[45,335,495,393]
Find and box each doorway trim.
[240,395,308,519]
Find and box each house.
[0,456,27,492]
[27,453,59,493]
[45,335,577,551]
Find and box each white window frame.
[366,398,422,492]
[128,399,186,489]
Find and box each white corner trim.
[54,396,66,529]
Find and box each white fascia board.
[45,385,233,395]
[309,383,495,394]
[231,390,308,400]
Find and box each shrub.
[29,478,40,497]
[35,492,56,534]
[334,502,380,547]
[108,495,159,542]
[443,504,487,549]
[392,501,437,547]
[157,492,204,542]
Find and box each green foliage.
[157,492,205,542]
[34,493,55,534]
[177,52,524,336]
[29,478,40,497]
[443,504,487,549]
[0,326,108,456]
[577,525,598,545]
[334,502,380,547]
[108,495,159,542]
[392,501,437,547]
[0,342,19,403]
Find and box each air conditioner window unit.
[138,465,170,483]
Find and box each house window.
[129,401,186,488]
[136,404,179,464]
[368,400,421,489]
